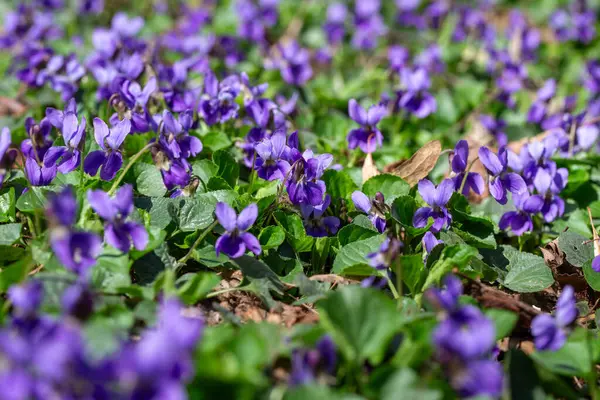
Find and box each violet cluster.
[0,281,203,399]
[289,335,337,386]
[531,285,578,351]
[426,275,503,399]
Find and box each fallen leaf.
[362,152,379,183]
[384,140,441,186]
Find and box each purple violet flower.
[215,202,261,258]
[286,150,333,206]
[278,41,313,86]
[289,335,337,386]
[478,146,527,205]
[592,255,600,273]
[47,187,102,276]
[498,193,544,236]
[351,191,388,233]
[254,132,291,181]
[159,110,203,159]
[25,156,57,187]
[451,140,484,196]
[397,67,437,118]
[0,128,17,188]
[347,99,386,153]
[413,179,454,233]
[22,117,54,160]
[87,184,148,253]
[300,195,340,238]
[362,237,402,288]
[84,118,131,181]
[199,72,240,125]
[43,113,86,174]
[531,285,577,351]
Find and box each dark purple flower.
[532,167,567,223]
[498,193,543,236]
[388,45,410,74]
[52,231,103,277]
[25,156,57,187]
[215,202,261,258]
[425,274,462,312]
[84,118,131,181]
[347,99,386,153]
[362,237,402,288]
[479,115,507,147]
[415,44,445,74]
[22,117,53,160]
[351,191,387,232]
[254,132,291,181]
[278,41,313,86]
[0,128,17,188]
[423,231,443,261]
[87,184,148,253]
[300,195,340,238]
[324,3,346,46]
[286,150,333,206]
[451,140,484,196]
[452,359,504,398]
[8,281,43,318]
[61,283,94,321]
[236,0,279,43]
[593,255,600,273]
[397,67,437,118]
[413,179,453,233]
[352,1,387,50]
[528,79,556,124]
[79,0,104,14]
[478,146,527,205]
[158,110,202,159]
[434,304,496,361]
[495,62,526,108]
[44,113,86,174]
[289,335,337,386]
[198,72,240,125]
[47,186,77,227]
[532,285,577,351]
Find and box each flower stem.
[108,142,154,196]
[458,156,480,194]
[177,219,219,267]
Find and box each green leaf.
[258,225,286,250]
[177,196,216,232]
[176,272,220,304]
[323,169,359,202]
[192,245,229,268]
[202,130,232,152]
[213,149,239,188]
[362,174,410,204]
[557,231,594,268]
[16,187,46,213]
[135,163,167,197]
[192,159,218,184]
[421,244,478,292]
[134,197,178,229]
[508,350,547,400]
[332,234,387,275]
[274,211,314,253]
[92,247,131,290]
[531,328,600,376]
[399,254,427,295]
[0,223,22,245]
[318,286,401,364]
[380,368,442,400]
[0,187,16,222]
[391,195,430,237]
[0,254,33,292]
[582,258,600,291]
[503,250,554,293]
[337,223,379,246]
[234,255,285,308]
[485,309,518,340]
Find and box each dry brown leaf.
[384,140,441,186]
[362,152,379,183]
[0,97,27,117]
